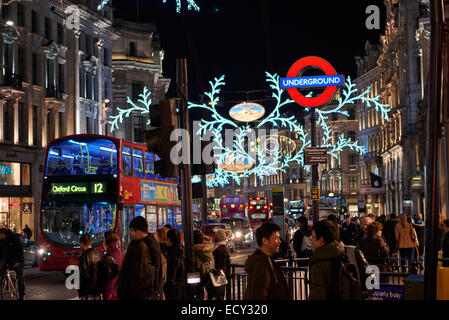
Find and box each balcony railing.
[46,85,64,100]
[1,73,23,90]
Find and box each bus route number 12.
[94,183,104,194]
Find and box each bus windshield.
[41,202,116,246]
[46,137,118,176]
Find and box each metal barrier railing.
[226,256,448,300]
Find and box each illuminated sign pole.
[281,56,344,223]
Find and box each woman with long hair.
[117,239,153,300]
[395,214,419,272]
[102,231,122,300]
[157,227,169,258]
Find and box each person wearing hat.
[211,229,231,300]
[129,216,162,299]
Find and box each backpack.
[301,235,313,253]
[345,245,375,299]
[330,253,362,300]
[100,254,119,282]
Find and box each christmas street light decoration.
[161,0,200,12]
[108,86,152,133]
[108,73,390,188]
[96,0,199,12]
[189,72,390,188]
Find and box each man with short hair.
[245,222,289,300]
[129,216,162,299]
[340,215,358,246]
[361,216,374,238]
[78,233,103,300]
[309,220,345,300]
[0,228,25,300]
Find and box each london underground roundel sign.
[280,56,344,108]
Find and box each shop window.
[0,162,20,185]
[22,163,30,186]
[122,146,133,177]
[133,148,144,178]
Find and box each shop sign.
[22,203,32,214]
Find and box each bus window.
[133,149,144,178]
[146,205,157,233]
[40,202,116,246]
[145,152,155,180]
[122,146,133,176]
[46,137,117,176]
[155,154,167,182]
[135,204,145,218]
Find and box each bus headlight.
[38,248,53,257]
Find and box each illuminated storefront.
[0,161,33,233]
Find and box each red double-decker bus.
[38,134,181,271]
[219,195,246,221]
[248,197,269,232]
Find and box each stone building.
[110,18,169,143]
[0,0,116,238]
[379,0,429,217]
[354,41,384,216]
[304,100,360,217]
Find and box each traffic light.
[340,206,347,215]
[145,99,179,177]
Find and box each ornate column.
[96,38,104,134]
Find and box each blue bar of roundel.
[280,75,344,89]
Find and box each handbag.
[208,268,228,287]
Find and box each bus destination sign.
[51,182,107,195]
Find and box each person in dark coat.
[164,229,185,300]
[0,228,25,300]
[129,216,162,299]
[78,233,103,300]
[442,219,449,267]
[412,214,425,259]
[309,220,345,300]
[245,222,290,300]
[117,239,153,300]
[22,225,32,240]
[211,229,231,300]
[359,222,390,270]
[340,215,358,246]
[292,215,313,258]
[383,213,399,256]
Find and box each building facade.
[303,101,360,217]
[379,0,429,217]
[355,41,385,216]
[110,19,169,143]
[0,0,116,239]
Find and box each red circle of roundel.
[286,56,338,107]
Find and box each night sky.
[111,0,386,118]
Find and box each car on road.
[201,223,236,253]
[222,218,254,248]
